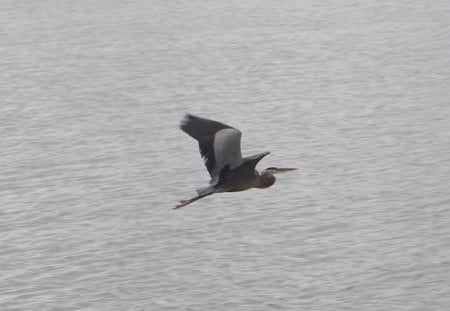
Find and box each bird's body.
[175,114,297,209]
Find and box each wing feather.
[180,114,242,178]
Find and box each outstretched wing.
[180,114,243,178]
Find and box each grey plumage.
[175,114,297,209]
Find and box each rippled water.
[1,1,450,310]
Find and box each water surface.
[1,1,450,310]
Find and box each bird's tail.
[196,185,214,196]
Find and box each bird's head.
[257,167,298,188]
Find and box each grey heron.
[174,114,297,209]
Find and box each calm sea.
[1,0,449,310]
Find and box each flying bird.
[174,114,297,209]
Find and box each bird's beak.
[268,167,298,174]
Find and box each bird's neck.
[254,171,276,188]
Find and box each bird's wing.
[213,128,242,174]
[180,114,242,178]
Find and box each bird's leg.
[173,193,211,209]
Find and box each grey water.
[1,0,450,310]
